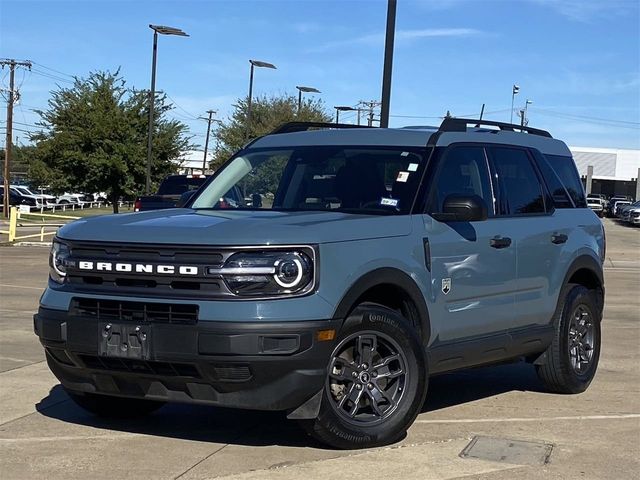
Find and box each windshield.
[192,146,426,215]
[15,187,34,195]
[157,176,207,195]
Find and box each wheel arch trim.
[331,267,431,345]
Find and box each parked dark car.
[0,186,38,207]
[134,175,208,212]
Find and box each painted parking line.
[0,433,145,444]
[415,414,640,424]
[0,284,45,290]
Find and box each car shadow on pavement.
[36,384,327,448]
[423,361,547,413]
[36,361,545,448]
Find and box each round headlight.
[50,240,71,283]
[274,256,304,288]
[220,249,314,296]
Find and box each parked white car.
[57,193,86,204]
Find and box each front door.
[423,145,517,344]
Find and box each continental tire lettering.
[368,313,399,328]
[326,424,372,443]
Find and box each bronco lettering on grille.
[77,261,198,275]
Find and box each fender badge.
[442,278,451,295]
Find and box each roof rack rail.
[271,121,374,135]
[439,118,552,138]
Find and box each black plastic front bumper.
[34,307,341,412]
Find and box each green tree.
[29,70,192,213]
[211,94,332,171]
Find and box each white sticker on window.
[380,197,399,207]
[407,163,418,172]
[396,171,410,183]
[400,151,410,157]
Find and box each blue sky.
[2,0,639,149]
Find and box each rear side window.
[531,151,574,208]
[544,155,587,208]
[488,147,546,215]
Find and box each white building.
[175,150,214,174]
[569,146,640,199]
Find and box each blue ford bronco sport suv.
[35,118,605,449]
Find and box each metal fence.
[0,207,80,243]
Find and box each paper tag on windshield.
[380,198,399,207]
[408,163,418,172]
[396,171,410,183]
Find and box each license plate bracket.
[98,323,151,360]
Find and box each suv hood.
[57,208,412,245]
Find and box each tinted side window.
[531,151,574,208]
[544,154,587,208]
[157,177,207,195]
[488,147,546,215]
[430,146,494,215]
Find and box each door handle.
[490,236,512,249]
[551,233,568,244]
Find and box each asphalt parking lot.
[0,218,638,480]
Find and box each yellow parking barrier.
[0,207,80,243]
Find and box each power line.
[30,61,75,79]
[30,68,74,84]
[530,107,640,126]
[164,93,200,120]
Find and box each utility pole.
[1,59,32,218]
[202,110,216,171]
[379,0,397,128]
[359,100,382,127]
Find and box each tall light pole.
[522,99,533,126]
[510,84,520,124]
[202,110,216,171]
[146,24,188,195]
[379,0,397,128]
[245,59,276,141]
[295,86,321,114]
[334,106,357,124]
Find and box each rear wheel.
[536,285,601,394]
[66,390,165,418]
[302,303,427,449]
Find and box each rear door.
[486,146,564,328]
[423,145,517,342]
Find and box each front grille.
[65,241,229,299]
[78,354,200,378]
[71,298,198,325]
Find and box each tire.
[536,285,601,394]
[65,389,165,418]
[302,302,427,449]
[59,199,70,205]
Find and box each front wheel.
[302,303,427,449]
[66,389,165,418]
[536,285,601,394]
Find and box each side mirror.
[177,190,197,208]
[432,194,488,222]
